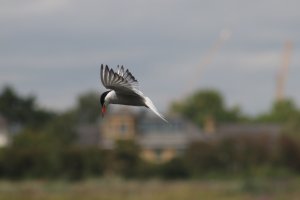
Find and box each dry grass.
[0,177,299,200]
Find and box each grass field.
[0,177,300,200]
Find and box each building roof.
[216,123,282,137]
[75,124,100,147]
[138,134,189,149]
[0,115,7,129]
[137,114,202,149]
[0,114,10,147]
[106,107,136,117]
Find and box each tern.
[100,64,167,122]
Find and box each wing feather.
[104,65,109,85]
[119,66,125,76]
[109,69,114,85]
[116,65,120,74]
[100,64,142,96]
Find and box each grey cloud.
[1,0,300,114]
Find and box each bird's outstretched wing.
[100,64,142,95]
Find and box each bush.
[279,135,300,172]
[184,134,291,177]
[114,140,141,178]
[160,158,189,179]
[1,133,300,180]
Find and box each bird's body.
[100,64,167,122]
[104,90,145,107]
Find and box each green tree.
[74,91,100,123]
[171,89,241,126]
[160,158,189,179]
[256,99,300,136]
[0,86,54,128]
[43,111,78,145]
[257,99,299,123]
[60,147,106,180]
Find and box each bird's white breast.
[105,90,118,104]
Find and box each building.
[199,120,282,148]
[100,109,137,149]
[137,114,201,162]
[0,115,10,147]
[98,109,282,163]
[99,109,202,162]
[75,123,101,147]
[217,123,281,137]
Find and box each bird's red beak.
[101,105,106,117]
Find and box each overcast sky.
[1,0,299,115]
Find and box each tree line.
[0,86,300,180]
[0,135,300,180]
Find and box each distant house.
[100,109,202,162]
[95,109,283,163]
[100,109,137,149]
[137,113,201,162]
[199,121,282,145]
[215,123,282,147]
[0,115,10,147]
[75,123,101,147]
[217,123,281,137]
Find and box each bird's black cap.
[100,90,110,106]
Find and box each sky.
[0,0,299,115]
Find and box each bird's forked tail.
[144,97,168,122]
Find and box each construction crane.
[198,29,231,73]
[275,40,293,101]
[187,29,231,94]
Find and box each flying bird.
[100,64,167,122]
